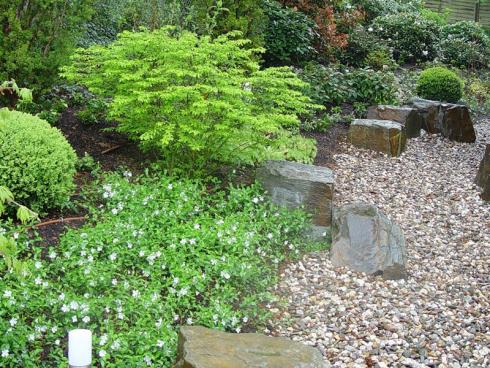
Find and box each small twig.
[32,216,86,229]
[102,144,124,154]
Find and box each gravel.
[268,120,490,367]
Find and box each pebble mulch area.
[268,120,490,368]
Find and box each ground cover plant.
[63,28,319,173]
[0,172,318,366]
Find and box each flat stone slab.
[367,105,423,138]
[476,143,490,201]
[349,119,406,157]
[331,203,407,280]
[175,326,328,368]
[410,98,476,143]
[256,160,334,229]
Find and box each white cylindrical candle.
[68,329,92,367]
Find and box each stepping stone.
[410,98,476,143]
[349,119,406,157]
[331,203,407,280]
[175,326,328,368]
[476,143,490,201]
[256,160,334,237]
[367,105,423,138]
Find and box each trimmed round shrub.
[0,109,77,211]
[439,21,490,69]
[372,13,440,63]
[416,67,464,103]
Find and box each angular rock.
[367,105,423,138]
[476,144,490,201]
[410,98,476,142]
[349,119,406,157]
[331,203,407,280]
[410,98,441,134]
[256,160,334,231]
[439,103,476,143]
[175,326,328,368]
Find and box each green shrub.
[339,26,384,67]
[372,13,440,62]
[350,0,421,22]
[439,21,490,69]
[0,172,320,366]
[0,0,94,93]
[364,48,397,70]
[263,0,316,65]
[416,67,464,103]
[63,28,319,173]
[0,109,76,212]
[419,8,449,26]
[298,62,397,106]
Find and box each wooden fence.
[425,0,490,27]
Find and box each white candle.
[68,329,92,367]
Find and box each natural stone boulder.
[256,161,334,232]
[367,105,423,138]
[438,103,476,143]
[349,119,406,157]
[410,98,476,143]
[410,98,441,134]
[331,203,407,280]
[175,326,328,368]
[476,144,490,201]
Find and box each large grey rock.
[349,119,406,157]
[331,203,407,280]
[175,326,328,368]
[410,98,476,142]
[367,105,423,138]
[256,161,334,232]
[476,144,490,201]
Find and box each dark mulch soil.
[35,109,157,245]
[302,121,349,169]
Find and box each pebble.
[267,119,490,367]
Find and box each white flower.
[109,253,117,261]
[178,287,189,297]
[368,27,373,32]
[72,316,78,323]
[51,326,58,333]
[144,356,152,366]
[132,290,140,298]
[155,318,163,328]
[167,183,173,190]
[235,328,241,333]
[186,318,193,325]
[61,304,69,313]
[220,271,230,280]
[267,233,273,239]
[3,290,12,298]
[99,350,107,358]
[172,277,179,286]
[111,208,118,215]
[70,301,79,310]
[156,340,165,348]
[13,232,19,239]
[1,349,8,357]
[82,316,90,323]
[35,261,42,269]
[112,278,118,286]
[123,170,132,178]
[55,339,60,345]
[49,251,57,259]
[422,50,429,56]
[252,197,259,204]
[28,334,35,341]
[100,334,108,345]
[34,277,42,285]
[189,238,196,245]
[111,340,120,350]
[242,316,249,323]
[194,223,200,229]
[9,318,17,327]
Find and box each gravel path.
[268,120,490,367]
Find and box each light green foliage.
[299,62,397,106]
[419,8,449,26]
[63,28,319,172]
[0,173,322,366]
[0,0,94,93]
[416,67,464,103]
[364,49,397,71]
[439,21,490,69]
[0,186,37,277]
[372,13,440,62]
[0,109,77,212]
[262,0,317,65]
